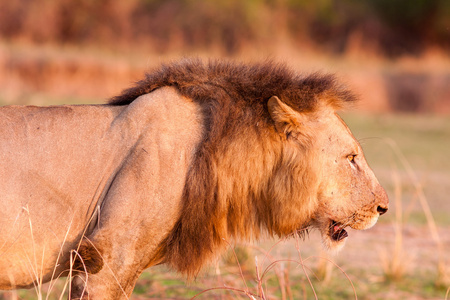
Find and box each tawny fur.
[110,59,357,278]
[0,59,388,297]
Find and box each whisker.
[357,136,384,143]
[327,215,355,231]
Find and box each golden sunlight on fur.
[0,59,388,299]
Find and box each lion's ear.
[268,96,302,137]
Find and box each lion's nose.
[377,206,388,215]
[374,185,389,215]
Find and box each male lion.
[0,59,388,299]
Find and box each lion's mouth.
[330,220,348,242]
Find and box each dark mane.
[109,58,356,111]
[110,58,357,278]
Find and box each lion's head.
[267,95,388,251]
[110,59,389,278]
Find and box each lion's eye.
[347,154,356,163]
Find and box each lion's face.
[310,109,389,250]
[268,96,388,250]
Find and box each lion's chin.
[322,234,347,252]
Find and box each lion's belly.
[0,229,79,289]
[0,185,94,288]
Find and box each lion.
[0,59,388,299]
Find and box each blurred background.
[0,0,449,299]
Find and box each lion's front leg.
[67,200,174,299]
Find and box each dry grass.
[379,162,408,282]
[185,233,359,300]
[379,138,450,288]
